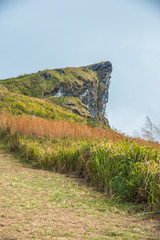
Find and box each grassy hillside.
[0,62,112,125]
[0,67,96,98]
[0,112,159,210]
[0,90,91,123]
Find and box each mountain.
[0,61,112,126]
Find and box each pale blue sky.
[0,0,160,136]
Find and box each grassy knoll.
[0,143,159,240]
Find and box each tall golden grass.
[0,112,159,148]
[0,112,123,141]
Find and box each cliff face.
[1,61,112,125]
[44,61,112,124]
[88,61,112,117]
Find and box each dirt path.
[0,145,159,240]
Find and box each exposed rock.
[47,96,92,119]
[56,69,65,74]
[43,72,51,80]
[48,61,112,126]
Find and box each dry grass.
[0,112,124,141]
[133,137,160,149]
[0,112,159,149]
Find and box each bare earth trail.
[0,145,159,240]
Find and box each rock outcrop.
[47,61,112,125]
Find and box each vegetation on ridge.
[0,67,97,98]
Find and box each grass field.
[0,143,159,240]
[0,113,159,210]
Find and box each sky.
[0,0,160,136]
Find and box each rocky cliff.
[44,61,112,125]
[1,61,112,125]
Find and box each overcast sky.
[0,0,160,136]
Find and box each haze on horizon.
[0,0,160,136]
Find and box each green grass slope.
[0,90,88,123]
[0,67,96,98]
